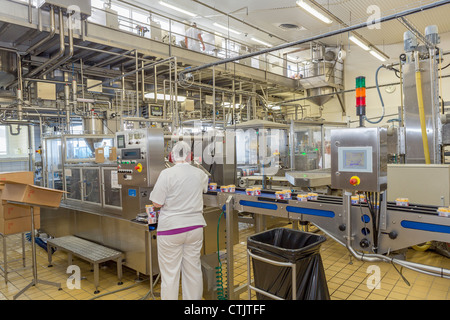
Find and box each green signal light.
[356,76,366,88]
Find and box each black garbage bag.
[247,227,330,300]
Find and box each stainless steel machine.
[331,127,387,192]
[116,128,165,220]
[204,126,449,298]
[331,127,388,253]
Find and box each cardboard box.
[0,214,40,235]
[1,182,65,208]
[0,171,34,185]
[95,147,105,163]
[108,147,117,161]
[0,202,40,220]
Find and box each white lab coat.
[186,26,202,51]
[150,162,209,300]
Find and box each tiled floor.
[0,222,449,300]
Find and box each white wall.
[287,30,450,127]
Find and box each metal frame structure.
[246,249,297,300]
[203,187,450,298]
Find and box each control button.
[360,238,370,248]
[134,163,143,173]
[349,176,360,186]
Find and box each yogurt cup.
[395,198,409,207]
[282,190,292,199]
[208,183,217,191]
[308,193,318,201]
[275,191,285,200]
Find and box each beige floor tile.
[2,224,449,301]
[367,292,387,300]
[331,290,350,300]
[351,289,370,299]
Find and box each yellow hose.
[415,70,431,164]
[412,242,432,252]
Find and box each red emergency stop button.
[134,163,143,173]
[349,176,360,186]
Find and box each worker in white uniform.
[185,22,205,52]
[150,141,209,300]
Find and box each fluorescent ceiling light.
[213,22,241,35]
[370,50,387,62]
[251,37,272,47]
[159,1,196,17]
[349,35,370,51]
[144,92,186,102]
[296,0,332,24]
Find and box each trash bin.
[247,227,330,300]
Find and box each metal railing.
[86,1,297,77]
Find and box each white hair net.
[171,141,191,162]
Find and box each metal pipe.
[16,53,24,121]
[225,195,234,300]
[88,48,136,69]
[64,78,70,132]
[27,124,33,171]
[141,61,145,102]
[26,5,56,55]
[343,191,450,278]
[84,56,175,91]
[154,65,157,104]
[179,0,450,78]
[72,78,77,112]
[39,11,74,77]
[212,66,215,128]
[24,8,65,79]
[174,57,179,129]
[135,51,139,111]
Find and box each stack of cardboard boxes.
[0,172,38,235]
[0,172,65,235]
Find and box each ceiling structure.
[132,0,450,53]
[1,0,449,118]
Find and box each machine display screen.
[338,147,372,173]
[122,148,140,160]
[117,135,126,149]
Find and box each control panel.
[115,128,165,188]
[115,128,165,220]
[331,127,387,192]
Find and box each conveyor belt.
[207,187,441,216]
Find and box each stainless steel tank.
[83,114,106,134]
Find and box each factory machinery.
[203,127,450,299]
[0,0,449,300]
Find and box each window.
[111,4,132,32]
[91,0,105,9]
[0,126,6,155]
